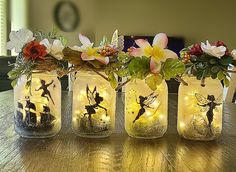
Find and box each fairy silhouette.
[35,80,55,104]
[133,92,158,123]
[84,85,107,128]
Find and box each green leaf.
[220,56,233,66]
[128,57,150,80]
[161,58,185,80]
[11,80,17,88]
[108,73,118,88]
[223,77,230,87]
[210,66,220,73]
[217,70,225,80]
[145,74,163,91]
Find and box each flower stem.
[115,79,131,91]
[226,70,236,73]
[175,75,188,86]
[201,77,206,87]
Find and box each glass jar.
[177,76,223,141]
[14,72,61,138]
[72,70,116,138]
[125,79,168,139]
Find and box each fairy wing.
[117,36,124,51]
[111,30,124,51]
[195,93,210,105]
[214,93,223,105]
[143,93,158,107]
[86,85,96,105]
[111,30,118,47]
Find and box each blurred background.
[0,0,236,95]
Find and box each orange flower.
[23,41,47,60]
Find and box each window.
[0,0,7,56]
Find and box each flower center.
[30,47,39,55]
[86,47,98,56]
[144,45,164,62]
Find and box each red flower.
[213,41,227,47]
[189,44,203,56]
[213,41,230,56]
[23,41,47,60]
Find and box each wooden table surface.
[0,90,236,172]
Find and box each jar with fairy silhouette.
[14,72,61,138]
[125,79,168,139]
[177,77,223,141]
[72,70,116,138]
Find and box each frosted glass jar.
[14,72,61,138]
[125,79,168,139]
[72,70,116,138]
[177,77,223,141]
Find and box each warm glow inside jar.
[14,72,61,138]
[177,76,223,141]
[72,70,116,138]
[125,79,168,139]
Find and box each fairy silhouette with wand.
[35,80,55,104]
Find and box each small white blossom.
[40,39,64,60]
[231,49,236,60]
[201,40,226,58]
[7,28,34,53]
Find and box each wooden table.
[0,90,236,172]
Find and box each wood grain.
[0,90,236,172]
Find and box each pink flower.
[129,33,178,73]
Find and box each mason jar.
[14,72,61,138]
[72,70,116,138]
[125,79,168,139]
[177,76,223,141]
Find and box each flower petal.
[79,34,92,47]
[130,48,143,57]
[150,58,161,74]
[70,45,83,52]
[81,52,95,61]
[152,33,168,49]
[96,56,109,65]
[231,49,236,60]
[7,28,34,53]
[163,49,178,60]
[135,39,150,48]
[40,38,51,53]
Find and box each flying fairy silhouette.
[84,85,107,128]
[133,92,158,123]
[35,80,55,104]
[195,93,222,127]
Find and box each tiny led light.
[80,90,86,95]
[159,114,164,119]
[152,101,159,107]
[146,110,152,117]
[102,114,110,123]
[180,122,185,128]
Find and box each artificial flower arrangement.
[7,28,67,138]
[180,40,236,86]
[178,40,236,141]
[7,28,67,87]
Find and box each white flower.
[70,34,109,64]
[231,49,236,60]
[7,28,35,53]
[70,34,94,52]
[40,39,64,60]
[201,40,226,58]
